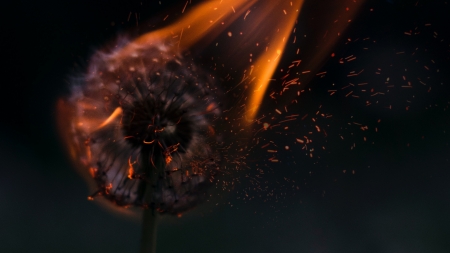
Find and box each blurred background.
[3,0,450,252]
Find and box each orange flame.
[57,0,366,217]
[63,0,366,135]
[111,0,303,123]
[128,157,135,179]
[97,107,122,130]
[116,0,258,58]
[243,0,304,121]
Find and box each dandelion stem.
[140,207,158,253]
[139,147,162,253]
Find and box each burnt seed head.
[120,70,194,152]
[67,41,222,215]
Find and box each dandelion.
[57,0,314,251]
[58,38,223,252]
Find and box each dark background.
[2,0,450,252]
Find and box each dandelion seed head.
[62,39,223,215]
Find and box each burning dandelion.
[59,0,304,210]
[57,0,267,251]
[56,0,369,252]
[58,0,261,217]
[59,38,223,252]
[61,39,223,214]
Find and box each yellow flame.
[97,107,123,130]
[244,0,304,121]
[122,0,305,123]
[118,0,305,123]
[112,0,366,123]
[113,1,306,124]
[117,0,258,58]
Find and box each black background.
[3,0,450,252]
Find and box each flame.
[97,107,122,130]
[243,0,304,121]
[123,0,304,122]
[69,0,365,132]
[128,157,135,179]
[57,0,366,216]
[165,155,173,165]
[116,0,258,58]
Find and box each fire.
[57,0,368,216]
[110,0,304,123]
[115,0,258,58]
[117,0,364,123]
[60,0,366,139]
[243,0,305,121]
[128,157,135,179]
[97,107,122,130]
